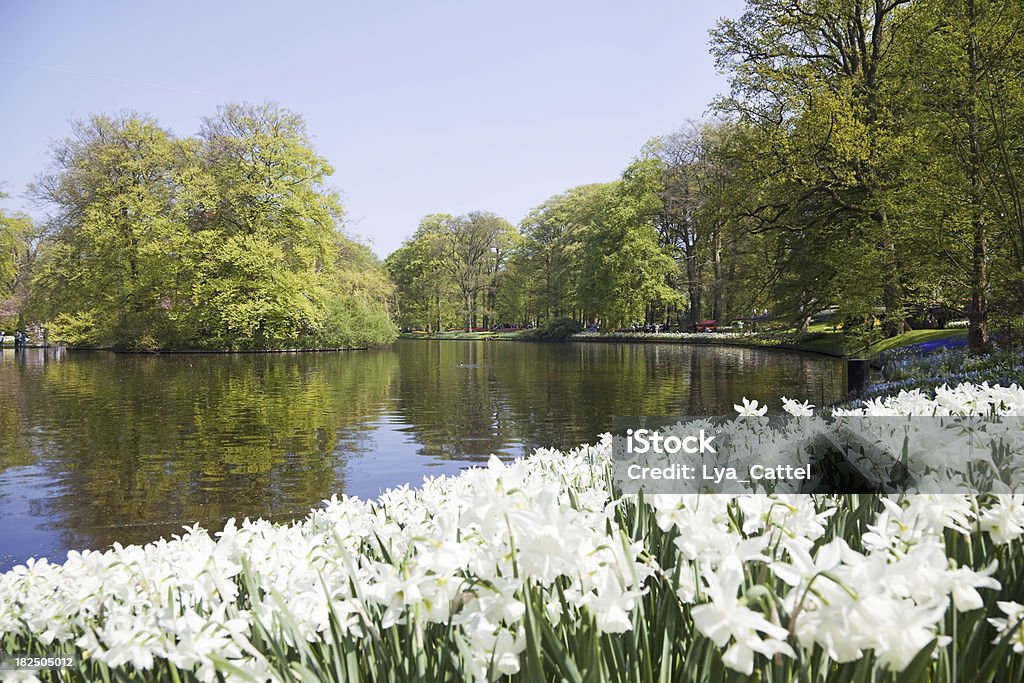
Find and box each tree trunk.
[712,224,724,323]
[435,292,441,333]
[685,249,701,327]
[878,207,906,337]
[724,238,738,325]
[966,0,989,350]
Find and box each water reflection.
[0,341,844,568]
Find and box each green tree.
[577,162,679,328]
[28,103,396,349]
[29,113,192,346]
[187,102,344,347]
[0,192,33,299]
[327,238,399,346]
[435,211,515,330]
[386,215,461,332]
[711,0,918,335]
[492,242,533,326]
[908,0,1024,348]
[644,129,705,327]
[516,189,591,321]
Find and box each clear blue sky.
[0,0,745,257]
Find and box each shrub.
[533,317,582,341]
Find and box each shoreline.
[3,345,371,354]
[398,331,849,358]
[399,327,969,361]
[569,333,847,358]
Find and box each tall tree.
[386,215,461,332]
[190,102,343,345]
[0,192,34,302]
[910,0,1024,348]
[29,113,191,345]
[435,211,514,330]
[516,185,604,322]
[711,0,917,335]
[645,130,705,327]
[577,163,679,328]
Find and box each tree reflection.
[393,341,846,458]
[0,342,844,565]
[2,349,398,554]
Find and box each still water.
[0,340,845,569]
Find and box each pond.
[0,340,846,569]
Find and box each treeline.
[3,102,397,350]
[386,169,684,333]
[388,0,1024,349]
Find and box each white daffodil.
[780,397,815,416]
[733,397,769,416]
[868,598,948,671]
[980,495,1024,544]
[690,558,795,674]
[988,601,1024,654]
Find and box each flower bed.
[864,347,1024,403]
[3,383,1024,682]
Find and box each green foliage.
[386,216,460,332]
[387,212,516,331]
[711,0,923,337]
[708,0,1024,347]
[0,199,33,300]
[0,194,33,331]
[532,316,581,341]
[513,184,603,321]
[576,167,680,328]
[389,172,682,334]
[904,0,1024,348]
[328,240,399,346]
[27,104,396,350]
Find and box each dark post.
[846,359,870,395]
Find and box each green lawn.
[867,328,967,355]
[804,321,840,334]
[780,327,967,358]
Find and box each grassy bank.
[867,328,968,355]
[858,333,1022,401]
